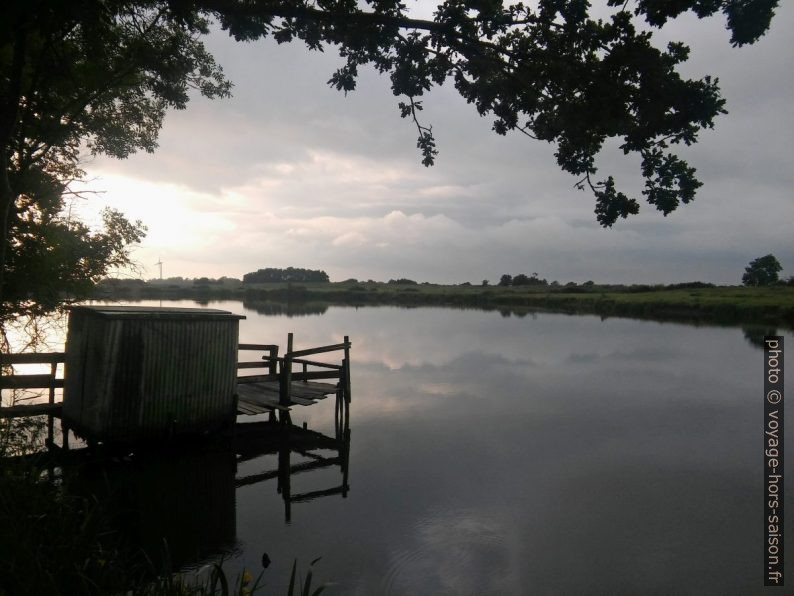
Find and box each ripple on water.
[381,507,513,596]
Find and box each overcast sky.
[76,2,794,284]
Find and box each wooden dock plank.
[237,373,279,384]
[291,389,328,401]
[0,403,62,419]
[0,352,65,364]
[236,384,289,412]
[238,344,278,351]
[288,395,317,406]
[0,375,64,389]
[235,378,337,414]
[236,401,267,415]
[237,361,268,369]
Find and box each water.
[9,300,794,594]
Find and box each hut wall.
[64,307,243,442]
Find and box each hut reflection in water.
[4,411,351,575]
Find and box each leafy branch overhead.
[0,1,782,311]
[200,0,778,226]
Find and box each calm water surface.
[31,301,794,594]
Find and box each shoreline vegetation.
[93,278,794,328]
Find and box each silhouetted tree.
[387,278,418,285]
[742,254,782,286]
[243,267,330,283]
[0,2,228,311]
[498,274,513,287]
[512,273,548,286]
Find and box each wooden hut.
[63,306,245,442]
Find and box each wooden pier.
[235,332,351,419]
[1,332,351,444]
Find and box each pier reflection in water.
[24,408,352,577]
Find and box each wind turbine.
[155,258,163,280]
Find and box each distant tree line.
[472,277,719,292]
[498,273,549,287]
[387,278,418,285]
[243,267,330,284]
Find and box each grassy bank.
[92,280,794,327]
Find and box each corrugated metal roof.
[68,305,245,320]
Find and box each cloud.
[82,3,794,283]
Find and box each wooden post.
[278,427,292,523]
[343,335,351,404]
[302,361,307,383]
[268,346,279,376]
[341,427,351,498]
[47,361,56,446]
[334,392,341,440]
[281,333,293,407]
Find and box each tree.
[498,274,513,286]
[0,1,230,313]
[742,254,783,286]
[0,1,780,311]
[5,207,145,316]
[513,273,548,286]
[243,267,330,283]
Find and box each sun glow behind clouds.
[69,172,239,277]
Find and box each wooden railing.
[281,333,351,407]
[0,352,65,422]
[237,344,280,383]
[237,335,352,408]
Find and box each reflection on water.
[20,417,352,582]
[241,300,329,317]
[74,447,238,571]
[3,300,793,594]
[234,419,351,524]
[742,324,779,349]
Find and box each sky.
[74,1,794,284]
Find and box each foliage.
[387,277,418,284]
[0,1,231,312]
[742,254,783,286]
[666,281,715,290]
[499,273,549,286]
[287,558,325,596]
[512,273,548,286]
[197,0,776,225]
[4,206,145,317]
[243,267,330,283]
